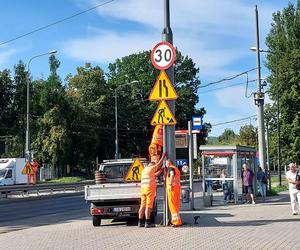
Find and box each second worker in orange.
[166,159,182,227]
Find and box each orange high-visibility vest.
[166,166,181,189]
[141,166,157,193]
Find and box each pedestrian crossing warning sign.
[21,161,34,175]
[125,158,144,182]
[149,71,178,101]
[151,100,176,126]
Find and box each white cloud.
[215,86,255,112]
[63,31,160,63]
[0,48,16,67]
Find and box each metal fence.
[0,181,93,199]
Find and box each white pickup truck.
[85,159,157,226]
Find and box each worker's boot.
[138,219,145,227]
[144,219,154,228]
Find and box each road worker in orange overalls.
[166,159,182,227]
[138,152,167,228]
[148,125,163,163]
[29,159,39,185]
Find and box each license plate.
[113,207,131,212]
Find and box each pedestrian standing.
[221,170,231,204]
[257,166,267,200]
[286,163,300,215]
[138,152,167,228]
[166,159,182,227]
[242,163,255,204]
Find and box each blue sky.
[0,0,296,136]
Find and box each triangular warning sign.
[151,100,177,126]
[21,161,34,175]
[149,71,178,101]
[125,158,144,182]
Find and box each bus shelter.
[200,145,257,204]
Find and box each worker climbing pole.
[148,125,164,163]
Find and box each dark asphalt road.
[0,194,90,233]
[0,182,202,234]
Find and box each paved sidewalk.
[1,191,299,250]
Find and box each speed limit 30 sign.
[151,41,176,70]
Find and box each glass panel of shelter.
[204,155,234,202]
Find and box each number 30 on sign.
[151,41,176,70]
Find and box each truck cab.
[0,158,27,185]
[0,166,13,185]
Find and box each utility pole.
[162,0,175,226]
[188,121,194,210]
[266,119,271,190]
[162,0,175,162]
[276,61,282,186]
[254,5,266,171]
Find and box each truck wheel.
[92,215,101,227]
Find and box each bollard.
[203,195,213,207]
[181,187,190,203]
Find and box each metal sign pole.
[163,126,168,226]
[188,121,194,210]
[162,0,176,162]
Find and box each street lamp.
[25,50,57,162]
[250,46,281,185]
[114,80,139,159]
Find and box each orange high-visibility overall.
[29,161,39,185]
[140,165,158,209]
[148,125,163,162]
[166,165,182,226]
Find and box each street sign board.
[151,100,176,126]
[21,161,34,175]
[175,134,188,148]
[149,71,178,101]
[124,158,144,182]
[192,116,203,130]
[151,41,176,70]
[176,159,188,167]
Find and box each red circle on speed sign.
[151,41,176,70]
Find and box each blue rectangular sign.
[192,116,203,130]
[176,159,188,166]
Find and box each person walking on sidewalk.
[257,166,267,201]
[138,152,167,228]
[166,159,182,227]
[242,163,255,204]
[286,163,300,215]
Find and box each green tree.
[0,69,14,135]
[0,69,14,156]
[65,63,109,173]
[218,129,238,144]
[266,1,300,163]
[31,55,70,176]
[10,61,28,157]
[238,125,257,146]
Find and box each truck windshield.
[0,169,7,178]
